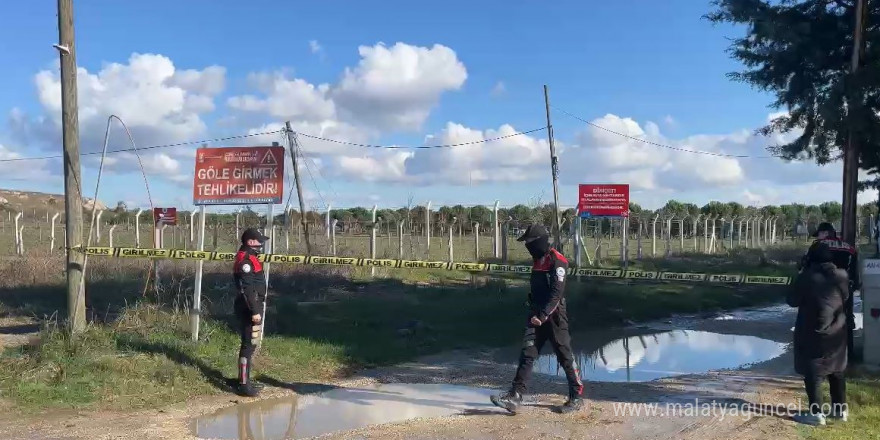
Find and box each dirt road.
[0,304,814,440]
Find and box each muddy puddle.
[527,330,788,383]
[192,383,500,440]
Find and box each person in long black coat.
[787,241,850,425]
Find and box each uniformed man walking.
[801,222,860,362]
[233,228,270,397]
[490,224,584,414]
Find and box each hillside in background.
[0,189,106,221]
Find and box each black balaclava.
[526,234,551,260]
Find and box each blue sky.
[0,1,866,213]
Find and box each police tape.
[75,246,791,285]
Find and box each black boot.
[235,356,262,397]
[490,389,523,414]
[558,389,584,414]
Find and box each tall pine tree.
[706,0,878,242]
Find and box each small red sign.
[193,146,285,205]
[578,184,630,218]
[154,208,178,226]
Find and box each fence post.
[448,218,456,263]
[50,213,60,253]
[692,214,701,252]
[135,209,144,248]
[502,217,510,263]
[474,222,480,261]
[370,205,378,276]
[109,224,118,248]
[189,211,196,243]
[664,216,673,257]
[94,210,104,244]
[235,208,242,239]
[493,201,500,258]
[18,225,24,256]
[574,216,582,267]
[677,217,684,254]
[14,212,22,255]
[636,216,643,260]
[331,219,338,256]
[398,220,405,259]
[425,201,432,256]
[651,215,659,257]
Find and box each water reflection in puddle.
[192,383,499,440]
[533,330,787,383]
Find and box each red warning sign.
[578,184,630,218]
[193,146,286,205]
[153,207,178,226]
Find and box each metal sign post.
[578,183,630,267]
[191,145,286,342]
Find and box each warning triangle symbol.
[261,150,278,165]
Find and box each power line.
[295,127,547,149]
[551,105,781,159]
[0,129,285,163]
[295,141,329,210]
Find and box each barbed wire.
[551,105,782,159]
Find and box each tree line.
[101,200,879,235]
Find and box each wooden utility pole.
[543,85,563,248]
[284,121,312,255]
[842,0,867,246]
[57,0,86,334]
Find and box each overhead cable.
[551,105,781,159]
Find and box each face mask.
[525,235,550,259]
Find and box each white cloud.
[15,53,225,184]
[491,81,506,97]
[309,40,323,55]
[0,143,55,182]
[330,42,467,131]
[403,122,549,185]
[228,72,336,122]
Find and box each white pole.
[474,222,480,261]
[189,211,197,242]
[371,205,378,276]
[259,204,274,345]
[14,212,22,255]
[18,225,24,255]
[135,209,144,248]
[575,216,583,267]
[325,204,332,239]
[50,213,60,253]
[109,224,117,248]
[191,205,206,341]
[425,201,432,255]
[493,200,500,258]
[331,219,338,256]
[651,214,659,257]
[285,207,292,252]
[96,210,104,243]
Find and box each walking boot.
[558,390,584,414]
[235,357,262,397]
[490,389,523,414]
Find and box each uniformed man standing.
[490,224,584,414]
[801,222,860,362]
[233,228,270,397]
